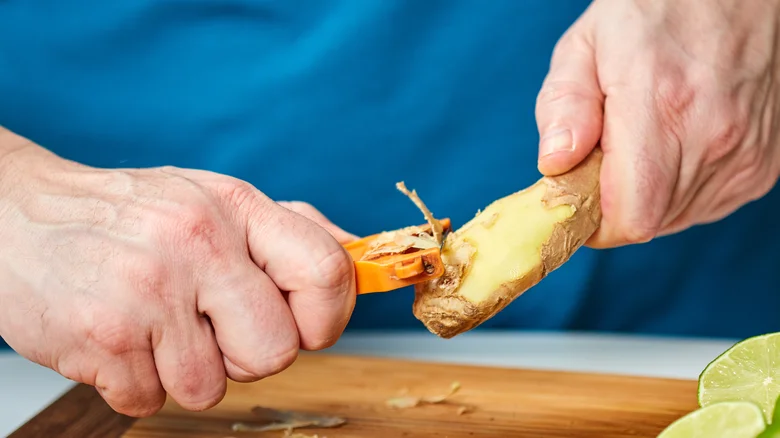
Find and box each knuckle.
[652,74,695,141]
[619,223,657,245]
[53,352,99,387]
[549,29,583,66]
[549,31,571,60]
[305,333,339,351]
[536,79,599,110]
[156,164,181,174]
[108,393,165,418]
[313,245,354,293]
[615,217,659,246]
[226,332,299,382]
[280,200,309,210]
[703,112,749,165]
[218,178,264,213]
[537,32,599,109]
[81,312,140,357]
[124,254,169,301]
[223,359,259,383]
[247,343,299,380]
[93,354,166,418]
[169,204,222,254]
[217,178,277,225]
[277,200,314,217]
[122,396,165,418]
[171,364,226,411]
[261,344,299,377]
[654,73,696,117]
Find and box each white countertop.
[0,330,738,436]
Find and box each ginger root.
[411,148,603,338]
[355,182,445,263]
[385,381,461,409]
[282,430,325,438]
[231,406,346,433]
[385,381,472,414]
[395,181,445,245]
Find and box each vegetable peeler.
[342,218,452,294]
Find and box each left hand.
[535,0,780,248]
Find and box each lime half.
[657,401,766,438]
[757,397,780,437]
[757,424,780,438]
[698,332,780,423]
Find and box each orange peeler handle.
[342,219,451,295]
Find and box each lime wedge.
[757,397,780,437]
[698,332,780,423]
[774,395,780,424]
[757,424,780,438]
[657,401,766,438]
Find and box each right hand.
[0,129,357,417]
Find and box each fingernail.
[539,128,574,158]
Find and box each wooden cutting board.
[9,353,698,438]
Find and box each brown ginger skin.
[412,148,603,338]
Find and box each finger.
[92,347,166,417]
[585,91,681,248]
[198,262,300,382]
[29,300,165,417]
[536,29,604,176]
[276,201,359,244]
[247,201,356,351]
[151,314,227,411]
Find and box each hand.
[276,200,358,245]
[0,129,357,417]
[535,0,780,248]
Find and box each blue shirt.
[0,0,777,352]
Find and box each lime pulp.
[698,332,780,423]
[657,401,766,438]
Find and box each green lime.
[757,424,780,438]
[657,401,766,438]
[774,395,780,424]
[757,397,780,437]
[698,332,780,423]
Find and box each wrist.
[0,127,31,220]
[0,126,34,162]
[0,126,74,180]
[0,127,64,220]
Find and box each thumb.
[535,29,604,176]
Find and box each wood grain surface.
[8,383,135,438]
[119,353,697,438]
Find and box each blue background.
[0,0,777,352]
